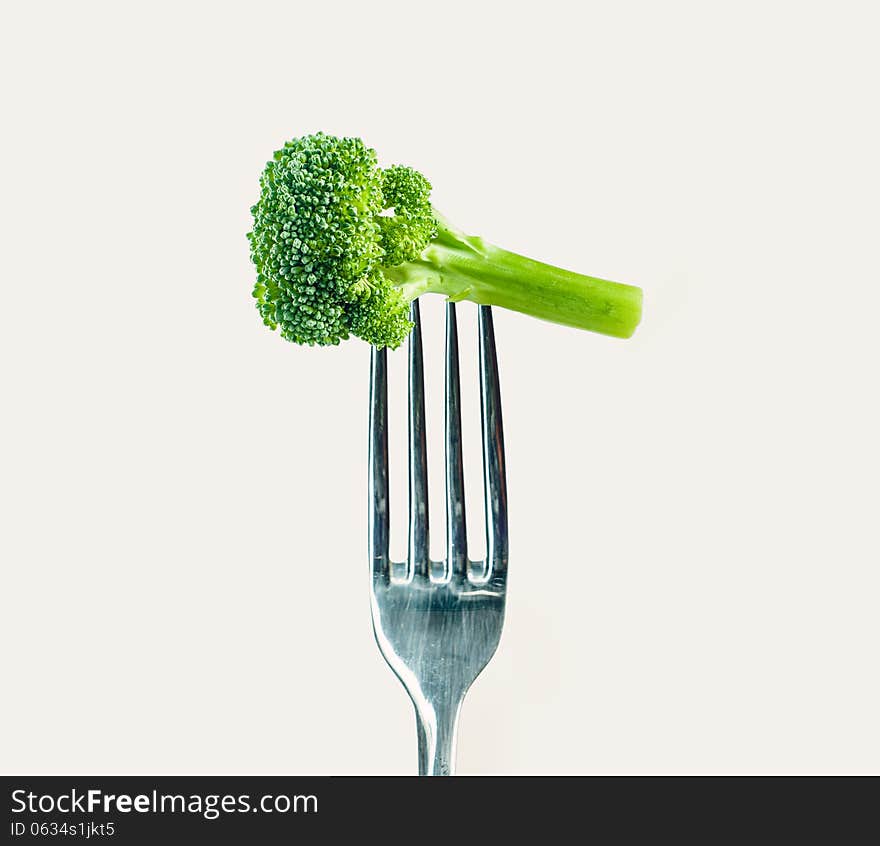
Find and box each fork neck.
[414,692,464,776]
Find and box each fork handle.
[414,696,463,776]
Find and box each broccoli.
[248,133,642,348]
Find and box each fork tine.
[478,306,509,578]
[369,345,390,584]
[408,300,430,579]
[445,302,468,579]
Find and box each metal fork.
[368,300,509,776]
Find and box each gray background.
[2,0,878,773]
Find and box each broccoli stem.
[383,213,642,339]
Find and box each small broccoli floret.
[248,132,642,348]
[378,165,436,266]
[347,270,413,349]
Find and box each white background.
[2,1,878,774]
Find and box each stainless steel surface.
[368,301,509,776]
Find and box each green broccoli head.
[248,133,436,348]
[249,133,643,348]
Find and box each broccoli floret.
[248,132,642,348]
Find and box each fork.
[368,299,509,776]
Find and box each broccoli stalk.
[386,212,641,340]
[248,133,642,348]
